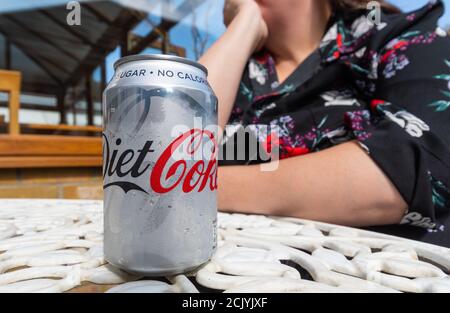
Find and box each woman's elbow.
[340,193,408,227]
[372,194,408,226]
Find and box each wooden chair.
[0,70,21,135]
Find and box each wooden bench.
[23,123,102,133]
[0,70,103,169]
[0,135,102,168]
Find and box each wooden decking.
[0,135,102,168]
[23,123,102,133]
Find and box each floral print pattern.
[220,1,450,246]
[429,59,450,111]
[383,109,430,138]
[380,31,438,79]
[249,61,268,85]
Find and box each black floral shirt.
[221,0,450,246]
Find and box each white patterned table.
[0,199,449,293]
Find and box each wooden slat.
[23,123,102,132]
[0,156,102,168]
[0,135,101,156]
[9,89,20,135]
[0,70,21,135]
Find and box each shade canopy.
[0,0,205,95]
[0,1,147,95]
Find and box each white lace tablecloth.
[0,199,449,293]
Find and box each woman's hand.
[223,0,268,51]
[199,0,269,131]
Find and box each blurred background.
[0,0,448,200]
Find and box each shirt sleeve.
[354,28,450,231]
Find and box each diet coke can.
[103,54,218,276]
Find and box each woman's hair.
[331,0,401,14]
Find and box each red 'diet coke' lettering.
[151,129,217,194]
[103,128,217,194]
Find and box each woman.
[200,0,450,246]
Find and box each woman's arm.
[218,141,408,227]
[199,0,267,131]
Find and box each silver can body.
[103,55,218,276]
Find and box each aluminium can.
[103,54,218,276]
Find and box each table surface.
[1,199,450,293]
